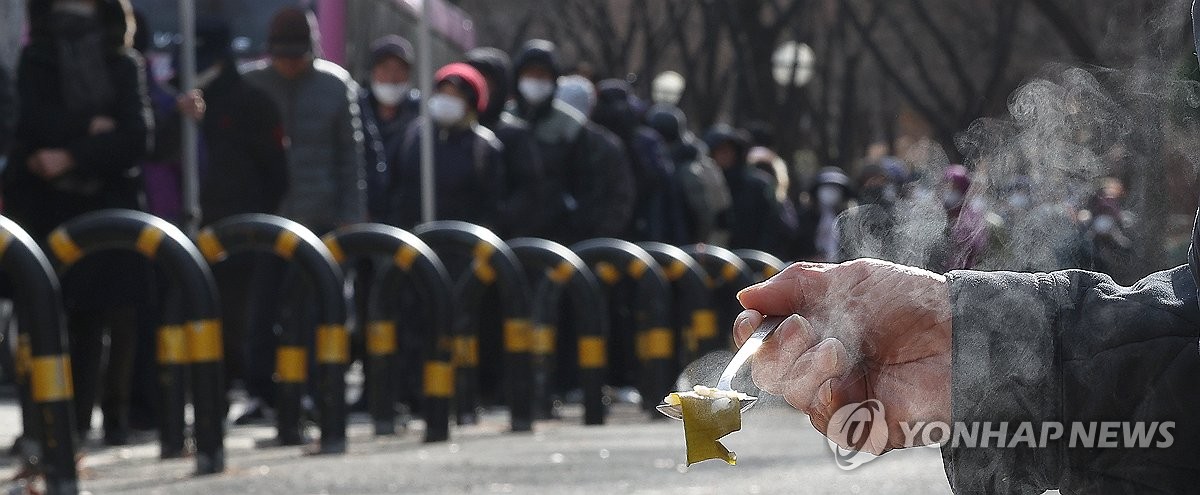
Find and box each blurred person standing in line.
[929,164,991,272]
[704,124,784,254]
[466,47,546,239]
[645,104,732,245]
[592,79,684,244]
[386,63,504,230]
[507,40,632,243]
[796,167,853,262]
[236,6,366,423]
[359,35,418,222]
[4,0,152,444]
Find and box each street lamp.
[651,70,686,106]
[772,41,815,88]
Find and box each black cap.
[267,7,315,57]
[370,35,413,67]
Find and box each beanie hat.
[370,34,413,67]
[435,62,489,113]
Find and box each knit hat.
[267,7,315,57]
[435,63,489,113]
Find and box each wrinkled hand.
[28,149,75,180]
[733,259,952,453]
[89,116,116,135]
[177,90,206,121]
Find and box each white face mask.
[428,94,467,127]
[372,81,409,107]
[1007,192,1030,210]
[518,78,555,105]
[816,185,843,208]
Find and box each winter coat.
[0,64,12,159]
[386,122,505,230]
[242,58,366,231]
[4,42,150,239]
[942,262,1199,493]
[359,87,418,221]
[198,67,288,225]
[486,112,547,239]
[723,162,782,254]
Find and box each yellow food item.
[672,391,742,465]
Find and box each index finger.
[736,261,833,315]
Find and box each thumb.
[737,261,833,315]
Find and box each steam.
[842,55,1200,278]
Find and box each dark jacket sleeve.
[493,124,546,238]
[942,266,1200,494]
[246,88,288,213]
[68,51,152,176]
[571,126,634,239]
[0,64,13,155]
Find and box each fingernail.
[820,338,839,370]
[813,379,833,409]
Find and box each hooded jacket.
[467,47,547,238]
[704,125,780,253]
[506,40,633,242]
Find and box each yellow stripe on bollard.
[276,346,307,383]
[316,324,350,364]
[637,327,674,360]
[187,319,223,363]
[503,319,532,353]
[135,225,165,258]
[196,229,227,263]
[531,325,556,356]
[423,361,454,398]
[0,231,12,260]
[157,325,187,364]
[48,229,83,266]
[30,355,73,403]
[721,263,740,283]
[627,259,648,280]
[452,335,479,367]
[763,266,780,278]
[593,261,621,285]
[691,310,718,340]
[664,260,688,281]
[547,261,575,284]
[323,237,346,264]
[472,241,497,284]
[578,336,606,369]
[15,334,30,380]
[273,230,301,259]
[366,321,397,356]
[394,245,420,271]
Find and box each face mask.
[816,185,843,208]
[883,184,899,203]
[428,94,467,127]
[941,190,964,210]
[518,78,555,105]
[372,82,410,107]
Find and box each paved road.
[0,398,953,494]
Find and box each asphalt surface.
[0,396,955,494]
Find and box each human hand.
[177,90,206,121]
[28,149,75,180]
[89,116,116,135]
[733,259,952,453]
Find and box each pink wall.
[317,0,346,65]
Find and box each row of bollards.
[0,210,787,495]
